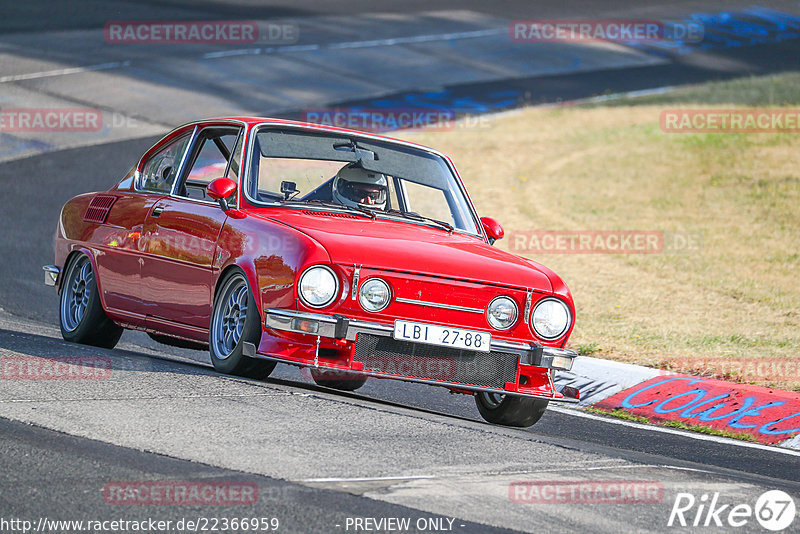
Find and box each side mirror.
[480,216,504,245]
[207,177,237,211]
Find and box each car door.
[140,125,242,337]
[93,131,192,322]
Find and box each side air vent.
[83,195,118,223]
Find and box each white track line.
[325,28,504,49]
[300,464,715,484]
[301,475,436,483]
[0,61,131,83]
[549,406,800,456]
[203,48,262,58]
[203,28,505,59]
[574,85,678,103]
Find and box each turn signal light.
[291,318,320,334]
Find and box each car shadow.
[0,326,488,428]
[0,327,214,378]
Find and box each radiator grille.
[83,195,118,223]
[354,334,518,389]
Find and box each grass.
[404,71,800,391]
[577,343,601,356]
[661,420,759,442]
[586,407,760,442]
[583,72,800,107]
[585,407,650,424]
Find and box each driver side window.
[139,134,190,193]
[176,128,240,202]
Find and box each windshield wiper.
[383,208,453,233]
[280,199,452,230]
[281,199,377,220]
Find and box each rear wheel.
[59,254,123,348]
[310,368,368,391]
[475,392,548,427]
[209,270,275,379]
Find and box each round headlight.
[359,278,391,312]
[298,266,338,308]
[532,298,571,340]
[486,296,518,330]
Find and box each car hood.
[259,210,553,292]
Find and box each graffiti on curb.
[596,376,800,444]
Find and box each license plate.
[393,320,491,352]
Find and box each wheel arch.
[212,215,333,323]
[213,263,258,318]
[60,248,109,313]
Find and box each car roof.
[182,116,439,153]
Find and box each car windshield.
[246,128,480,235]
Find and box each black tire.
[59,254,123,349]
[475,392,549,427]
[209,270,276,380]
[310,368,368,391]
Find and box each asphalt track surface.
[2,1,800,532]
[1,0,789,34]
[1,417,520,534]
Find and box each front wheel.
[475,392,549,427]
[59,254,122,348]
[209,270,275,380]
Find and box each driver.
[332,163,388,210]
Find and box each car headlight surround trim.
[531,297,571,340]
[358,277,392,312]
[486,295,519,330]
[298,265,340,309]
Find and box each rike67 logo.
[668,490,796,531]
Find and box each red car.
[44,117,579,427]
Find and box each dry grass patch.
[403,90,800,390]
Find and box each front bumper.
[264,308,577,372]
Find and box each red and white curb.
[555,356,800,451]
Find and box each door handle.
[152,206,164,217]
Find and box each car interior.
[176,127,241,202]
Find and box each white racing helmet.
[332,163,388,209]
